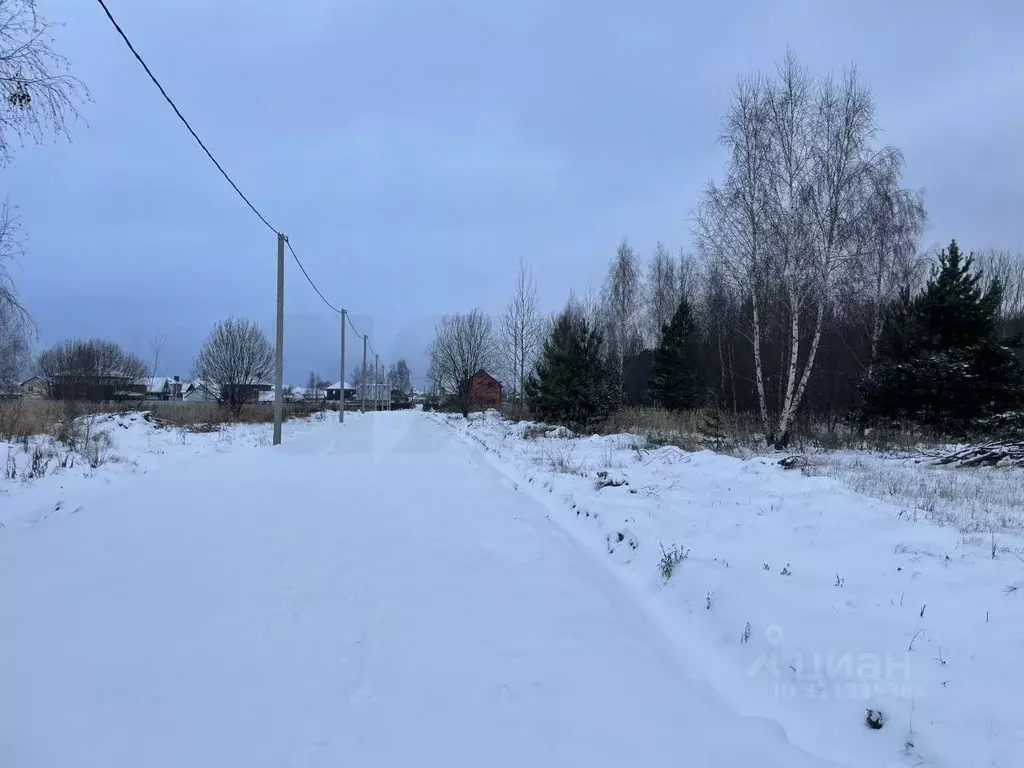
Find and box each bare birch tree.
[645,241,679,344]
[499,260,543,409]
[698,53,896,446]
[695,72,773,438]
[678,249,700,305]
[428,308,496,417]
[853,153,927,375]
[760,54,820,446]
[769,62,887,443]
[601,239,644,401]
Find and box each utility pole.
[361,335,368,414]
[374,354,380,412]
[339,309,346,425]
[272,232,286,446]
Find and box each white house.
[181,380,219,403]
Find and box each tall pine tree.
[525,303,614,431]
[649,294,701,411]
[864,240,1024,430]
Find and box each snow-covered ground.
[805,451,1024,537]
[439,411,1024,768]
[1,411,289,529]
[2,409,1020,767]
[2,410,838,768]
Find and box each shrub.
[658,542,690,581]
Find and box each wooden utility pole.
[273,232,286,446]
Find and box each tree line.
[429,54,1024,442]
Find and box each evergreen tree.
[649,295,701,411]
[525,303,614,431]
[864,240,1024,430]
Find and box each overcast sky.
[8,0,1024,385]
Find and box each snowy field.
[1,411,285,528]
[1,409,1021,767]
[805,451,1024,538]
[440,411,1024,768]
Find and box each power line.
[96,0,357,329]
[96,0,391,425]
[285,240,341,314]
[94,0,277,235]
[347,312,370,344]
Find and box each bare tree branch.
[0,0,87,168]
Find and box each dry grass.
[0,399,331,440]
[805,453,1024,536]
[530,406,954,455]
[597,407,763,455]
[148,401,327,431]
[537,442,586,475]
[0,399,135,442]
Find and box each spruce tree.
[525,304,613,431]
[649,295,701,411]
[864,240,1024,430]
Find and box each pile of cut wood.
[933,441,1024,468]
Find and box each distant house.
[224,381,272,406]
[182,379,271,406]
[145,376,184,401]
[325,381,357,402]
[19,377,48,400]
[470,369,502,410]
[182,380,218,403]
[49,374,143,402]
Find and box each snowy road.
[1,412,834,767]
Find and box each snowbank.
[1,411,313,528]
[437,410,1024,768]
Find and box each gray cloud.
[7,0,1023,384]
